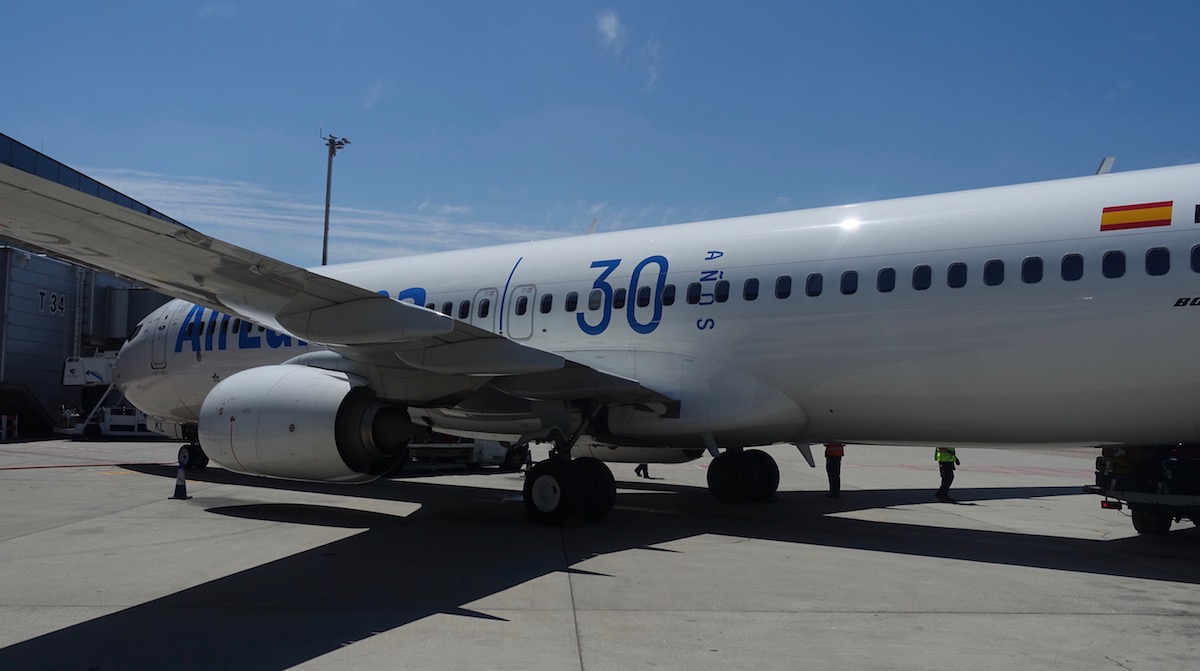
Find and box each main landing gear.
[522,423,617,525]
[706,448,780,503]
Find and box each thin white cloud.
[87,169,567,266]
[642,41,662,90]
[198,3,239,19]
[596,10,627,55]
[361,78,387,111]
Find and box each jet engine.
[198,365,418,482]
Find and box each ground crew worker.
[824,442,845,498]
[934,446,961,502]
[634,463,649,479]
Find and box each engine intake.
[198,365,417,482]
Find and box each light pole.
[321,133,350,265]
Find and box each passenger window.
[743,278,760,301]
[441,301,453,315]
[877,267,895,293]
[714,280,730,302]
[686,282,702,304]
[588,289,603,310]
[425,302,436,311]
[478,299,491,319]
[840,271,858,295]
[775,275,792,299]
[1102,251,1126,279]
[662,284,676,306]
[540,294,554,314]
[983,259,1004,286]
[515,296,528,316]
[565,292,579,312]
[185,322,195,336]
[947,262,967,288]
[806,273,823,297]
[1021,257,1043,284]
[1146,247,1170,276]
[206,320,216,336]
[613,288,626,310]
[1061,254,1083,281]
[912,265,932,290]
[458,300,471,319]
[1192,244,1200,273]
[232,318,242,334]
[637,286,651,308]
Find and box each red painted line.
[1102,201,1172,213]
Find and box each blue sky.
[5,1,1200,266]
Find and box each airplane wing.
[0,136,669,404]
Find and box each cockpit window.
[127,324,142,341]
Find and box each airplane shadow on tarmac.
[0,464,1195,671]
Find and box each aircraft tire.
[574,457,616,522]
[707,451,761,503]
[744,449,779,500]
[1131,506,1172,535]
[178,443,209,471]
[500,443,527,472]
[523,459,585,525]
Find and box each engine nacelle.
[198,365,417,483]
[571,443,705,464]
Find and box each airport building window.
[840,271,858,295]
[588,289,603,310]
[565,292,579,312]
[1061,254,1083,281]
[662,284,676,306]
[715,280,730,302]
[1102,251,1126,278]
[1146,247,1170,276]
[637,286,651,307]
[1021,257,1043,284]
[613,288,626,310]
[947,262,967,288]
[441,301,453,316]
[983,259,1004,286]
[1191,244,1200,273]
[478,299,491,319]
[540,294,553,314]
[515,296,528,316]
[458,300,471,319]
[686,282,702,304]
[806,273,823,297]
[775,275,792,299]
[743,278,760,301]
[877,267,896,293]
[912,265,932,290]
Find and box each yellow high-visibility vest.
[935,447,957,463]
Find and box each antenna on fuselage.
[1095,156,1116,175]
[586,217,600,235]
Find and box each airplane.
[3,131,1200,525]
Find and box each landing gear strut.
[707,448,780,502]
[177,426,209,470]
[521,413,617,525]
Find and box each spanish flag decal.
[1100,201,1173,231]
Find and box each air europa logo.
[174,304,305,353]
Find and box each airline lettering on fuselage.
[173,304,303,353]
[695,250,726,330]
[577,255,670,336]
[1174,297,1200,306]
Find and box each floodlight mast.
[321,133,350,266]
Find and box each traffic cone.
[169,462,191,500]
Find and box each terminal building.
[0,133,169,435]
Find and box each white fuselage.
[117,164,1200,448]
